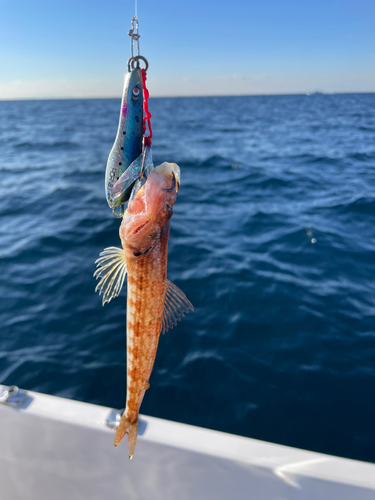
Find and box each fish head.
[120,162,180,253]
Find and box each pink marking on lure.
[122,104,128,117]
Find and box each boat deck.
[0,385,374,499]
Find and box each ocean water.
[1,94,375,463]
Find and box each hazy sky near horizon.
[1,0,374,99]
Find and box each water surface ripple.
[1,94,375,462]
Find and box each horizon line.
[1,91,374,103]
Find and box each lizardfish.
[95,162,193,458]
[105,67,144,210]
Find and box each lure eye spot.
[132,87,140,99]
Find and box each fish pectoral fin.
[94,247,127,306]
[161,279,194,334]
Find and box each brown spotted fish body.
[94,162,193,458]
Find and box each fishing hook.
[113,204,125,218]
[163,172,177,192]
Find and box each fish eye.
[132,87,140,99]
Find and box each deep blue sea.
[1,94,375,463]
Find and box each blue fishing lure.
[105,16,154,217]
[105,66,144,211]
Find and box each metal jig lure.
[105,16,153,218]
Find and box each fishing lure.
[105,16,153,217]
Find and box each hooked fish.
[95,162,193,458]
[105,67,144,210]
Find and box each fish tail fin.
[114,415,138,459]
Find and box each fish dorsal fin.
[161,279,194,334]
[94,247,127,306]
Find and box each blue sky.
[1,0,374,99]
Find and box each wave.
[14,141,80,151]
[318,196,375,215]
[1,95,375,463]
